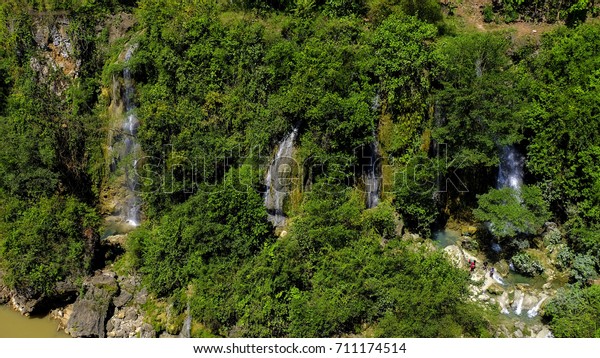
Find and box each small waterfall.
[527,296,547,318]
[365,135,381,209]
[110,44,141,228]
[179,302,192,338]
[493,272,506,286]
[264,127,298,226]
[497,145,524,192]
[121,46,141,226]
[514,294,524,315]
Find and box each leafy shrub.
[474,186,551,240]
[0,196,99,297]
[570,254,598,283]
[511,252,544,277]
[544,285,600,338]
[544,228,563,247]
[483,4,495,23]
[556,246,574,271]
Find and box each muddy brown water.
[0,305,69,338]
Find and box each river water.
[0,305,69,338]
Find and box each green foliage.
[473,185,551,240]
[361,200,397,239]
[544,285,600,337]
[511,252,544,277]
[523,24,600,222]
[570,254,598,283]
[137,169,272,296]
[0,195,99,297]
[392,154,438,235]
[433,32,523,172]
[483,4,495,23]
[496,0,598,24]
[556,246,573,271]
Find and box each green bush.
[511,252,544,277]
[570,254,598,283]
[483,4,495,23]
[544,285,600,338]
[0,196,99,297]
[556,246,574,271]
[474,186,551,240]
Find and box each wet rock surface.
[444,243,556,338]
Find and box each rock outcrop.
[105,275,155,338]
[30,15,80,96]
[67,271,118,338]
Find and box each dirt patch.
[450,0,558,40]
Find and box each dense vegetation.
[1,0,600,337]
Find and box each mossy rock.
[487,283,504,296]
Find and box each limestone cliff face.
[29,14,80,96]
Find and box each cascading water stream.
[107,44,141,229]
[121,46,141,226]
[179,301,192,338]
[497,145,525,192]
[514,295,524,315]
[365,94,382,209]
[264,127,298,226]
[365,134,381,209]
[527,296,547,318]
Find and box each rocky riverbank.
[441,225,562,338]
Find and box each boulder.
[486,283,504,296]
[113,291,133,308]
[444,245,466,268]
[536,327,552,338]
[66,273,118,338]
[495,260,510,276]
[10,294,43,316]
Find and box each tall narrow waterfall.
[366,94,382,209]
[110,45,141,228]
[497,145,524,192]
[365,135,381,209]
[264,128,298,226]
[121,46,141,226]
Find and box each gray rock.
[514,329,523,338]
[140,323,156,338]
[134,287,148,305]
[486,283,504,296]
[125,307,138,321]
[67,273,118,338]
[113,291,133,308]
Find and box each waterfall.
[179,301,192,338]
[112,44,141,228]
[493,272,506,286]
[527,296,547,318]
[264,127,298,226]
[497,145,524,192]
[365,135,381,209]
[514,294,524,315]
[366,93,382,209]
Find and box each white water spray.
[497,145,524,192]
[365,134,381,209]
[264,128,298,226]
[527,296,547,318]
[514,295,524,315]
